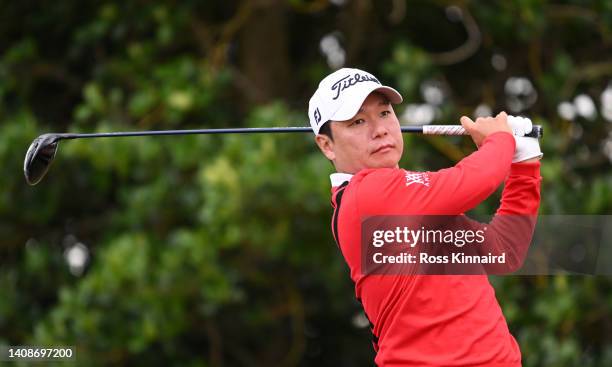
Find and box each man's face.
[315,92,404,174]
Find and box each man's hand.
[513,138,542,163]
[460,111,512,148]
[461,112,543,162]
[507,116,543,163]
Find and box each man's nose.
[370,116,389,138]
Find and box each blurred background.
[1,0,611,366]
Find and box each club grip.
[421,125,543,139]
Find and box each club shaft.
[56,125,542,139]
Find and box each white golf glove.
[507,115,543,163]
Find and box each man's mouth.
[372,144,394,154]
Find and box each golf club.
[23,125,543,186]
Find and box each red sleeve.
[497,162,541,215]
[422,131,515,214]
[462,161,542,273]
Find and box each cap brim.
[330,85,403,122]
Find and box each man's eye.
[350,119,365,126]
[381,110,391,117]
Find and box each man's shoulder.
[353,167,403,181]
[338,168,433,215]
[353,168,431,188]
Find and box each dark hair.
[318,121,333,141]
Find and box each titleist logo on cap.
[331,73,381,100]
[308,68,402,134]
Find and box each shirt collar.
[330,173,354,187]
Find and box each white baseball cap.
[308,68,403,134]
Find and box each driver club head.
[24,134,60,186]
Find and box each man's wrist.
[510,160,541,177]
[515,157,541,163]
[482,131,515,149]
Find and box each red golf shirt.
[330,132,541,366]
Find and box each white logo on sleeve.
[404,171,430,187]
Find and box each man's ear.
[314,134,335,161]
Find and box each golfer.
[308,68,542,366]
